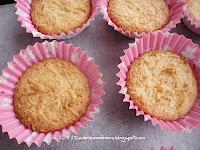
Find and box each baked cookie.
[14,59,90,132]
[186,0,200,20]
[31,0,92,35]
[108,0,169,33]
[126,51,198,120]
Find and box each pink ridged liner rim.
[99,0,185,38]
[151,146,175,150]
[14,0,99,39]
[0,41,105,147]
[182,1,200,34]
[116,31,200,133]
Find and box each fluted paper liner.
[100,0,184,38]
[182,1,200,35]
[151,146,175,150]
[0,41,104,146]
[117,31,200,132]
[15,0,99,39]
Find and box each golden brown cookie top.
[186,0,200,20]
[14,59,90,132]
[31,0,92,35]
[108,0,169,33]
[127,51,198,120]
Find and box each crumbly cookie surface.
[31,0,92,35]
[14,59,90,132]
[186,0,200,20]
[108,0,169,33]
[127,51,198,120]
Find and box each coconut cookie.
[108,0,169,33]
[126,51,198,120]
[186,0,200,20]
[31,0,92,35]
[14,59,90,132]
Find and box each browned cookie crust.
[186,0,200,20]
[14,59,90,132]
[127,51,198,120]
[108,0,169,33]
[31,0,92,35]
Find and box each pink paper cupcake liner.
[116,31,200,132]
[15,0,99,39]
[0,41,104,146]
[100,0,185,38]
[151,146,175,150]
[182,1,200,35]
